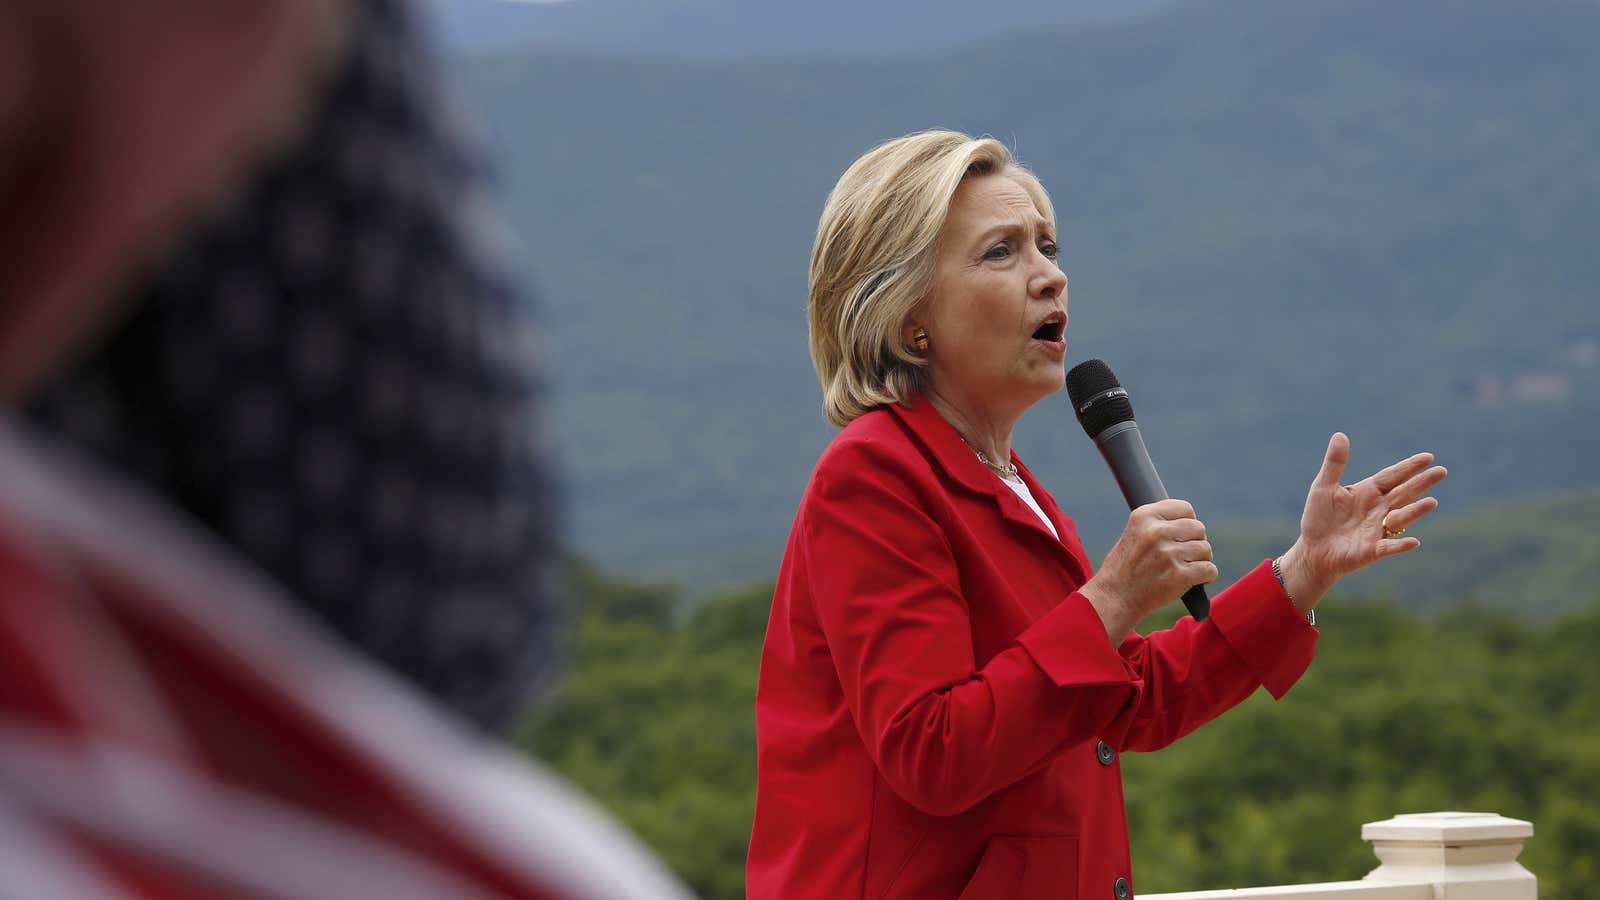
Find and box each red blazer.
[747,396,1318,900]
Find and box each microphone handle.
[1179,584,1210,622]
[1093,422,1210,621]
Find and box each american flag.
[0,422,695,900]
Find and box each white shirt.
[1001,475,1058,539]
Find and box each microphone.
[1065,359,1209,621]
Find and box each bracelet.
[1272,557,1315,626]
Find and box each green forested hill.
[1205,487,1600,620]
[521,492,1600,898]
[676,487,1600,619]
[457,0,1600,579]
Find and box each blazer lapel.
[1012,458,1094,582]
[886,397,1091,583]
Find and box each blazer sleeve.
[802,440,1318,816]
[1099,560,1319,754]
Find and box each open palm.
[1294,432,1448,590]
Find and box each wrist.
[1078,577,1136,646]
[1276,540,1332,613]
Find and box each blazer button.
[1096,740,1116,766]
[1114,875,1131,900]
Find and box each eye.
[984,242,1012,260]
[1040,241,1059,260]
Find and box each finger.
[1375,536,1422,559]
[1383,465,1448,509]
[1313,432,1350,489]
[1382,496,1438,533]
[1369,452,1436,494]
[1178,540,1214,563]
[1150,498,1196,520]
[1184,560,1219,585]
[1164,519,1207,542]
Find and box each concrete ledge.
[1362,812,1533,844]
[1141,811,1537,900]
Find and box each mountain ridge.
[453,0,1600,577]
[421,0,1175,56]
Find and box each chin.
[1037,363,1067,392]
[1015,373,1065,409]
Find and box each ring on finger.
[1383,523,1406,539]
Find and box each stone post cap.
[1362,812,1533,843]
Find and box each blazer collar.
[885,394,1002,497]
[885,396,1091,579]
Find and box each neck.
[923,386,1018,471]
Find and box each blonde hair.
[808,130,1055,427]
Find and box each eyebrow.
[970,218,1055,249]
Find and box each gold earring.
[912,328,930,352]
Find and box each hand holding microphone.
[1065,359,1213,643]
[1082,498,1218,642]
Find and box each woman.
[746,131,1447,899]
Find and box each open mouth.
[1031,314,1066,342]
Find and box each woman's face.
[912,173,1069,418]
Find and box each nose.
[1031,251,1068,301]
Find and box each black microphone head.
[1066,359,1135,439]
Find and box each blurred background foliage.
[415,0,1600,893]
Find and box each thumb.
[1314,432,1350,489]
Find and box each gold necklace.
[959,436,1018,479]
